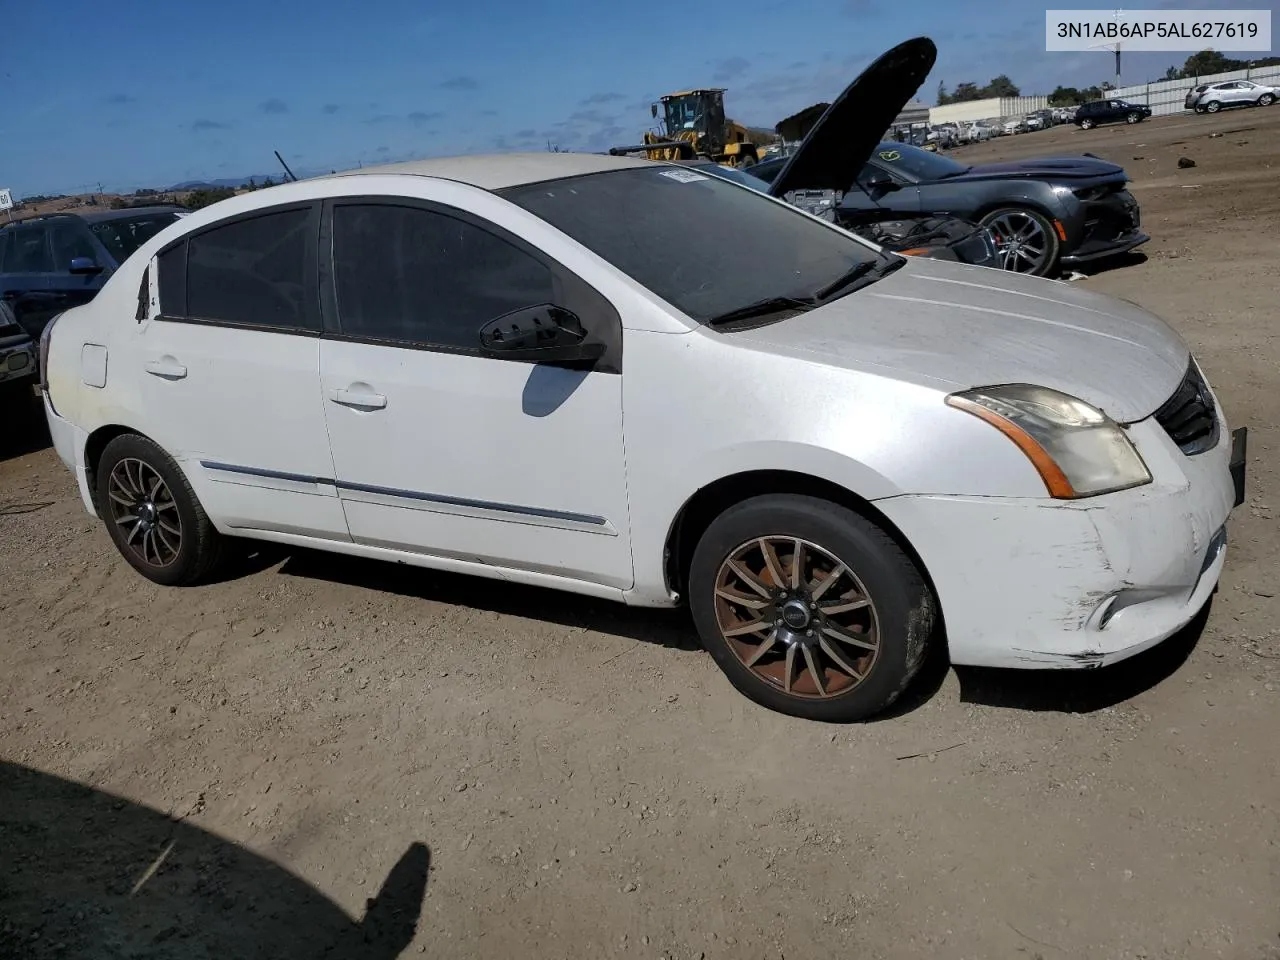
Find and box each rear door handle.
[329,387,387,409]
[144,358,187,379]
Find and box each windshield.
[501,167,882,324]
[684,163,770,193]
[871,142,969,181]
[89,212,181,262]
[663,95,703,133]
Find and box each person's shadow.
[0,761,429,959]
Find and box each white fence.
[1108,64,1280,116]
[930,96,1052,126]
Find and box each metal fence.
[1108,65,1280,116]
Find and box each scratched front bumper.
[875,414,1237,669]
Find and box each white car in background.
[1185,79,1278,113]
[38,136,1246,722]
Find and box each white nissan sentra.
[38,151,1246,722]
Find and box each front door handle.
[329,387,387,410]
[144,358,187,379]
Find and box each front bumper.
[1060,188,1150,265]
[875,416,1241,669]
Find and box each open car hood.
[767,36,937,199]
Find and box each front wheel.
[1079,118,1095,130]
[96,433,227,586]
[1126,112,1142,124]
[1258,93,1276,106]
[1205,100,1221,113]
[688,494,936,723]
[979,206,1060,277]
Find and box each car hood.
[767,36,937,198]
[730,258,1188,423]
[939,154,1128,184]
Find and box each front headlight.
[946,384,1151,499]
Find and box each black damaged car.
[748,39,1149,277]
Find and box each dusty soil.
[3,108,1280,960]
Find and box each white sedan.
[38,153,1246,722]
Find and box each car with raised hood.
[39,61,1246,721]
[677,159,999,269]
[1185,79,1278,113]
[748,38,1149,277]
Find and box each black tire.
[1205,100,1221,113]
[1258,93,1275,107]
[1194,105,1206,114]
[979,206,1061,277]
[688,494,936,723]
[95,433,227,586]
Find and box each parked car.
[749,41,1148,279]
[964,122,995,142]
[38,44,1246,724]
[1073,98,1152,129]
[680,160,999,270]
[1002,118,1028,135]
[1023,114,1045,131]
[1052,107,1076,124]
[1185,79,1278,113]
[0,206,187,338]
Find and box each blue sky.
[4,0,1275,196]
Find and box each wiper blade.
[706,295,815,326]
[813,256,906,303]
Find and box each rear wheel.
[1258,93,1276,106]
[96,433,227,586]
[979,206,1060,277]
[688,494,935,723]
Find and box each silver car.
[1186,79,1278,113]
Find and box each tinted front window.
[332,203,555,348]
[2,225,53,273]
[502,167,879,324]
[186,208,311,328]
[867,143,968,182]
[90,213,180,263]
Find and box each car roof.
[321,152,652,191]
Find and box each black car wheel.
[1126,112,1142,123]
[1206,100,1221,113]
[1079,118,1095,129]
[688,494,935,723]
[1259,93,1276,106]
[1194,105,1207,114]
[979,207,1060,277]
[96,433,227,586]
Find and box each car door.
[1226,81,1254,104]
[0,221,61,337]
[142,201,349,541]
[839,157,922,224]
[316,195,632,589]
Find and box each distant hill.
[168,174,278,191]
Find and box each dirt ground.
[3,107,1279,960]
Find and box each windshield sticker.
[658,168,709,183]
[877,149,901,162]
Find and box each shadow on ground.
[279,548,701,652]
[0,762,429,959]
[1071,250,1149,279]
[955,598,1211,713]
[0,397,51,463]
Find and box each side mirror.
[478,304,605,364]
[651,103,658,119]
[862,173,899,194]
[68,257,104,276]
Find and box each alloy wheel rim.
[107,458,183,567]
[984,211,1050,273]
[713,537,880,699]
